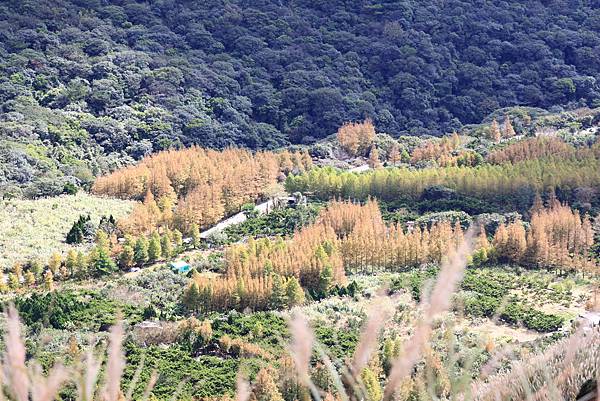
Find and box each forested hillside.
[2,0,600,196]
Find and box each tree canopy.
[2,0,600,196]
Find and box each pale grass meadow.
[0,193,134,270]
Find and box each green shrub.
[14,290,142,331]
[123,343,239,399]
[224,204,320,242]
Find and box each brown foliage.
[337,120,375,157]
[93,147,311,234]
[188,200,469,312]
[493,203,595,272]
[487,136,576,164]
[409,133,477,167]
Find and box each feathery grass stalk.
[351,296,394,373]
[4,305,29,401]
[102,321,125,401]
[235,374,250,401]
[383,228,475,401]
[289,311,321,401]
[30,362,69,401]
[313,343,349,401]
[125,353,146,401]
[78,349,103,401]
[140,370,158,401]
[472,327,600,401]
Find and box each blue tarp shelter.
[170,261,191,274]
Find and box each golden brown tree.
[337,119,376,157]
[489,119,501,142]
[503,115,516,137]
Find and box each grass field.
[0,193,134,269]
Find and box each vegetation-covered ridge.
[2,0,600,195]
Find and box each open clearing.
[0,193,134,268]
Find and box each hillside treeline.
[285,157,600,211]
[2,0,600,194]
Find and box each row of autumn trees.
[486,136,600,164]
[92,147,312,235]
[183,200,459,312]
[336,118,599,170]
[488,199,596,274]
[183,198,597,313]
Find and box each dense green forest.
[2,0,600,196]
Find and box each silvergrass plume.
[289,310,314,384]
[4,305,30,401]
[383,227,475,401]
[236,374,250,401]
[125,353,146,401]
[289,310,321,401]
[103,320,125,401]
[141,370,158,401]
[79,349,103,401]
[30,363,69,401]
[351,296,394,374]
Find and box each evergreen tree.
[382,338,400,375]
[119,245,135,269]
[161,232,173,259]
[173,229,184,248]
[190,223,201,248]
[29,259,42,279]
[59,265,68,278]
[95,230,110,250]
[318,264,334,296]
[25,271,36,287]
[400,148,410,163]
[285,277,305,306]
[148,232,163,262]
[65,249,77,276]
[13,262,23,281]
[65,216,86,244]
[91,247,117,276]
[270,274,287,309]
[44,270,54,291]
[89,228,117,276]
[123,234,136,248]
[0,272,8,293]
[158,195,175,226]
[48,252,62,275]
[75,251,88,277]
[361,367,383,401]
[183,283,201,313]
[134,237,149,266]
[8,273,19,290]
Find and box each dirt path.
[199,197,292,239]
[348,164,370,173]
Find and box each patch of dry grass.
[0,193,134,269]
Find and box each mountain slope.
[1,0,600,195]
